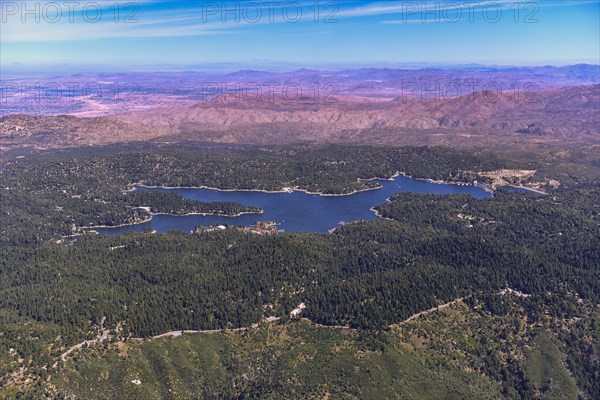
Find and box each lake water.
[96,175,492,235]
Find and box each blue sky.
[1,0,599,69]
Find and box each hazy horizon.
[2,61,599,76]
[2,0,599,69]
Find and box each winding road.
[60,298,466,361]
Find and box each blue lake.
[96,175,493,235]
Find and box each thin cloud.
[340,0,598,18]
[1,0,597,42]
[1,1,321,42]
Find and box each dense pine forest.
[0,144,598,399]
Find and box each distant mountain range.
[2,65,598,118]
[2,83,598,152]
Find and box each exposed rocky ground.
[2,84,598,152]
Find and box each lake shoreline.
[81,209,264,230]
[370,206,394,221]
[129,171,497,197]
[93,173,530,235]
[131,183,383,197]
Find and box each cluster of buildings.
[197,221,279,235]
[241,221,279,235]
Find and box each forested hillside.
[50,296,598,400]
[0,144,598,399]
